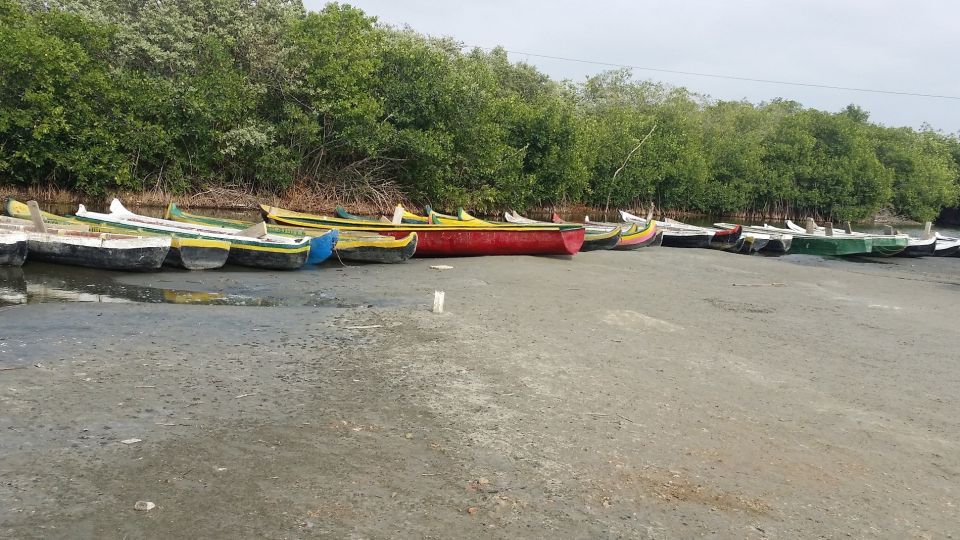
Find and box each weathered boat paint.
[262,205,585,257]
[0,231,28,266]
[581,227,622,251]
[659,229,714,249]
[613,221,660,250]
[5,198,232,270]
[896,236,937,258]
[167,203,418,264]
[76,201,313,270]
[166,237,232,270]
[0,219,170,271]
[445,208,619,252]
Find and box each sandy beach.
[1,250,959,538]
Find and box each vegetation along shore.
[2,0,959,222]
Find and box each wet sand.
[1,250,959,538]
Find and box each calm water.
[0,264,278,307]
[0,263,349,308]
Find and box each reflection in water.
[0,263,286,307]
[0,267,26,305]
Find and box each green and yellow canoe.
[5,198,231,270]
[167,203,417,264]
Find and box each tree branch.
[606,123,657,213]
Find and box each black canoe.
[896,236,937,258]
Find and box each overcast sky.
[303,0,959,133]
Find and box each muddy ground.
[1,250,959,538]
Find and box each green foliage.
[0,0,133,192]
[2,0,959,221]
[875,127,960,221]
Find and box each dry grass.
[4,184,887,223]
[0,178,410,215]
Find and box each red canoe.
[376,228,584,257]
[261,205,586,257]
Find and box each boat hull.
[580,220,660,248]
[336,233,419,263]
[614,222,660,250]
[75,204,313,271]
[167,203,413,264]
[763,236,792,254]
[304,229,338,264]
[1,233,28,267]
[373,228,584,257]
[896,239,937,258]
[864,236,908,257]
[660,232,713,248]
[165,238,231,270]
[714,223,792,255]
[24,236,168,271]
[935,244,960,257]
[263,206,585,256]
[788,236,872,256]
[715,237,744,252]
[5,198,233,270]
[709,226,742,250]
[748,236,770,253]
[581,228,622,251]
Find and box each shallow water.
[0,263,348,308]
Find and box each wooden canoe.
[783,219,910,257]
[658,217,739,250]
[447,209,620,251]
[715,223,792,255]
[533,212,660,251]
[614,221,661,250]
[581,217,664,250]
[896,235,937,257]
[262,205,586,256]
[75,200,316,270]
[757,224,874,256]
[167,203,418,264]
[933,233,960,257]
[580,226,622,251]
[0,216,170,271]
[514,212,624,251]
[616,211,716,249]
[5,198,231,270]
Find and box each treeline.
[2,0,959,221]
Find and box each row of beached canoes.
[2,197,956,272]
[614,210,960,258]
[0,198,422,271]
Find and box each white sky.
[304,0,960,133]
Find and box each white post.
[433,291,445,314]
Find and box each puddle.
[0,264,348,308]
